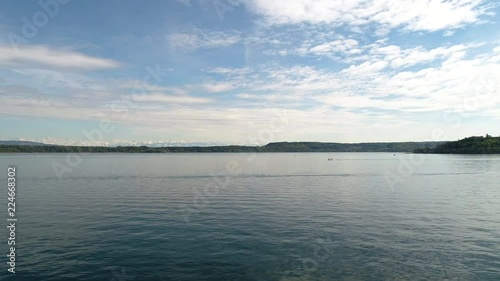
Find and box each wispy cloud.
[0,45,121,70]
[168,27,242,52]
[309,39,360,55]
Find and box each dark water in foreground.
[0,153,499,281]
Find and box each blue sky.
[0,0,499,145]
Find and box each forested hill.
[260,142,443,152]
[414,136,500,154]
[0,141,443,153]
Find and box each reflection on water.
[1,153,499,280]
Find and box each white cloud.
[368,43,480,68]
[0,45,121,70]
[204,41,500,115]
[168,28,241,51]
[309,39,359,55]
[246,0,493,32]
[444,30,456,37]
[343,60,389,74]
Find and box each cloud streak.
[0,45,122,70]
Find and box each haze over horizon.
[1,0,499,146]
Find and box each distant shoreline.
[0,141,444,153]
[2,137,499,154]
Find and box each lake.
[1,153,499,280]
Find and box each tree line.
[414,135,500,154]
[0,141,444,153]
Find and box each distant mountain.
[415,135,500,154]
[0,141,48,146]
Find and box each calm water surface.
[0,153,499,281]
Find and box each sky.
[0,0,499,146]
